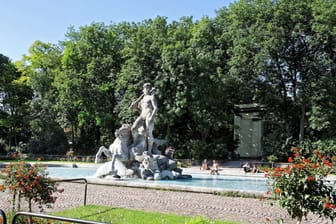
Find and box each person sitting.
[242,162,252,173]
[210,160,220,175]
[251,163,260,173]
[200,159,209,170]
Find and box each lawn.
[49,205,241,224]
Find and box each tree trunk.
[96,126,101,146]
[299,104,305,142]
[296,216,302,224]
[165,124,171,140]
[71,123,75,147]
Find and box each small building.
[234,103,266,158]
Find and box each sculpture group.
[94,83,186,180]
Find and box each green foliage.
[0,160,62,212]
[266,155,278,163]
[52,205,238,224]
[296,138,336,163]
[266,147,336,223]
[1,0,336,159]
[182,139,228,160]
[54,23,124,153]
[15,41,68,154]
[0,54,32,149]
[0,138,7,154]
[27,128,68,154]
[263,127,297,161]
[185,216,231,224]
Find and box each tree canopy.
[1,0,335,160]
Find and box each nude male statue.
[130,83,158,155]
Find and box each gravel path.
[0,181,333,224]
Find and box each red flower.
[293,147,299,152]
[303,158,310,164]
[271,173,282,178]
[307,176,315,182]
[323,160,333,167]
[275,187,281,194]
[288,157,293,163]
[294,163,306,169]
[325,203,333,209]
[274,167,282,172]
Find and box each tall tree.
[224,0,334,140]
[56,23,124,153]
[0,53,32,150]
[116,17,169,128]
[16,41,68,154]
[308,0,336,138]
[222,0,336,159]
[158,17,196,157]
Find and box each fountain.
[94,83,190,180]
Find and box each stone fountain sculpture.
[94,83,187,180]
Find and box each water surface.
[47,166,267,193]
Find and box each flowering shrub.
[0,161,63,212]
[266,147,336,224]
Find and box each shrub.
[0,160,63,212]
[266,147,336,224]
[263,127,297,162]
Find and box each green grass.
[50,205,241,224]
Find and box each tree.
[223,0,336,160]
[158,17,201,158]
[0,53,32,151]
[116,17,169,127]
[16,41,68,154]
[308,0,336,138]
[56,23,124,153]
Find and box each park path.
[0,181,333,224]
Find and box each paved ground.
[0,161,334,224]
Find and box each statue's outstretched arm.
[130,93,144,110]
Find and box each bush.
[0,160,63,212]
[266,147,336,223]
[263,128,297,162]
[299,138,336,155]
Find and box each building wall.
[234,112,263,158]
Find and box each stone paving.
[0,162,334,224]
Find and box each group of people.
[242,162,260,173]
[200,159,262,175]
[200,159,220,175]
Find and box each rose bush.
[266,147,336,224]
[0,160,63,212]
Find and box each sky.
[0,0,234,62]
